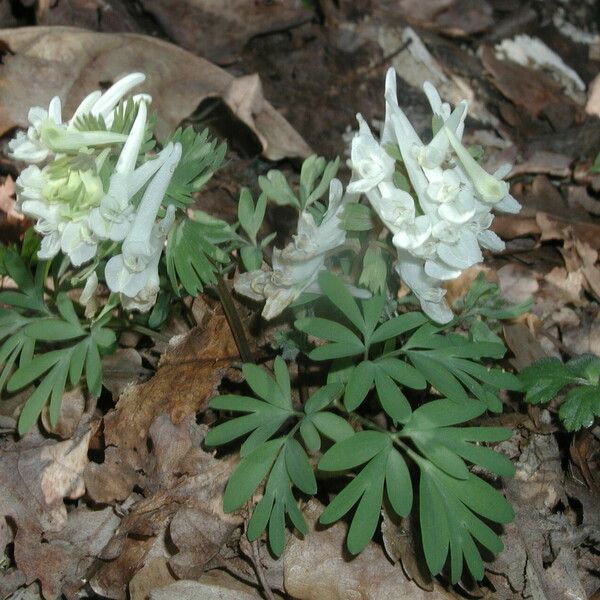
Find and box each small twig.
[250,539,275,600]
[538,327,576,358]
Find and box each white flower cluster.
[11,73,181,313]
[235,180,365,319]
[348,68,521,323]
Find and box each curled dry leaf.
[40,386,85,440]
[0,26,312,161]
[283,500,453,600]
[99,307,238,479]
[0,425,94,598]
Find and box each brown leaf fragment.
[561,310,600,356]
[497,263,539,305]
[101,349,147,400]
[480,44,579,119]
[380,509,433,591]
[508,151,572,178]
[0,175,23,221]
[503,323,547,371]
[101,308,237,478]
[139,0,312,65]
[544,266,585,306]
[537,211,600,250]
[567,185,600,216]
[37,0,142,32]
[387,0,493,36]
[0,428,92,534]
[168,506,236,579]
[90,415,240,599]
[490,433,588,599]
[40,386,85,440]
[0,411,113,598]
[283,500,453,600]
[0,27,311,161]
[129,557,177,600]
[84,447,139,504]
[150,572,264,600]
[586,73,600,118]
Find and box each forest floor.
[0,1,599,599]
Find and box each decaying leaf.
[283,500,453,600]
[480,44,580,119]
[0,175,22,221]
[0,425,95,598]
[150,572,264,600]
[139,0,311,64]
[89,415,240,599]
[489,433,588,600]
[100,307,238,477]
[0,27,312,161]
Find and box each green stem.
[333,399,389,434]
[215,275,253,364]
[130,324,171,343]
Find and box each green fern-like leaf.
[163,127,226,208]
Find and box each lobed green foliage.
[208,273,519,583]
[520,354,600,431]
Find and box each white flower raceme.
[12,74,163,269]
[88,100,168,242]
[235,179,362,319]
[348,67,521,323]
[104,143,181,312]
[8,73,147,164]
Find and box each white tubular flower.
[446,127,507,204]
[60,219,98,267]
[348,67,521,323]
[15,165,45,208]
[104,143,181,308]
[89,73,147,126]
[80,271,99,318]
[367,181,415,233]
[392,215,432,251]
[427,169,460,204]
[20,199,63,259]
[89,102,159,242]
[8,73,147,166]
[8,97,62,163]
[347,115,395,194]
[235,179,360,320]
[396,255,454,324]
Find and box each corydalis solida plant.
[3,68,525,584]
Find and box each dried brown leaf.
[90,415,240,599]
[139,0,311,64]
[101,308,237,478]
[283,500,453,600]
[150,573,264,600]
[0,27,311,161]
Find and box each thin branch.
[250,539,275,600]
